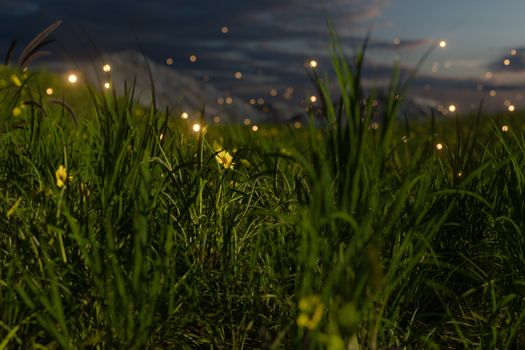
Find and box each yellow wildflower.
[297,295,324,330]
[55,165,72,188]
[215,149,234,169]
[10,74,21,87]
[12,107,22,116]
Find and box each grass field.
[1,34,525,349]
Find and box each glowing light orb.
[436,143,444,150]
[448,104,456,112]
[309,60,318,68]
[439,40,447,48]
[102,64,111,72]
[192,123,201,132]
[189,55,197,63]
[68,74,78,84]
[45,88,53,95]
[508,105,516,112]
[249,98,256,105]
[221,26,229,34]
[504,59,511,66]
[166,57,174,65]
[489,90,497,97]
[310,95,317,103]
[181,112,189,119]
[213,115,221,123]
[511,49,518,56]
[251,125,259,132]
[104,82,110,89]
[243,118,251,126]
[294,121,302,129]
[501,125,509,132]
[270,89,278,96]
[226,97,233,104]
[234,71,242,79]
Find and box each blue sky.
[1,0,524,115]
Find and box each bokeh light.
[68,74,78,84]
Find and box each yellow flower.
[215,149,234,169]
[12,107,22,116]
[55,165,72,188]
[10,74,21,87]
[297,295,324,330]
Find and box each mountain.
[39,51,266,124]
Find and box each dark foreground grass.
[1,35,525,349]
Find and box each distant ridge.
[40,50,266,124]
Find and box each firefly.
[68,74,78,84]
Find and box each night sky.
[2,0,525,117]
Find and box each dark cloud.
[0,0,39,16]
